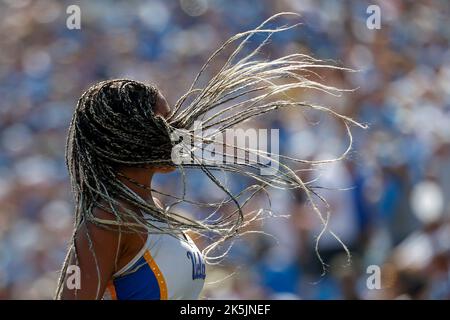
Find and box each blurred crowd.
[0,0,449,299]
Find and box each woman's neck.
[118,166,155,206]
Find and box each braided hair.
[55,13,366,299]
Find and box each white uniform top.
[103,224,206,300]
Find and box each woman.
[55,13,365,300]
[57,80,207,299]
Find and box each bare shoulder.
[76,207,121,250]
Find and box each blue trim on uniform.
[112,256,161,300]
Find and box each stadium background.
[0,0,449,299]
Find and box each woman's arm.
[58,211,121,300]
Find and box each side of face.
[151,89,176,173]
[153,91,171,119]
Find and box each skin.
[59,91,175,299]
